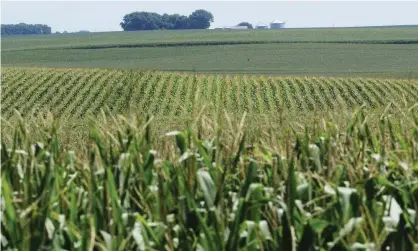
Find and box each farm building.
[223,26,248,30]
[270,20,285,29]
[255,23,269,29]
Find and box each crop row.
[1,67,417,118]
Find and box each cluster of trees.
[1,23,51,36]
[120,9,214,31]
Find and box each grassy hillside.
[2,28,418,77]
[2,67,418,120]
[2,28,418,51]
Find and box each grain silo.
[270,20,285,29]
[255,23,269,29]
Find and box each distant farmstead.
[270,20,285,29]
[224,26,248,30]
[255,23,269,29]
[218,20,286,30]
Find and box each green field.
[3,28,418,51]
[2,28,418,250]
[2,28,418,77]
[2,66,418,152]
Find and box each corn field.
[1,108,418,250]
[1,67,418,250]
[2,67,418,119]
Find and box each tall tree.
[173,15,190,29]
[161,14,189,29]
[188,9,214,29]
[120,12,164,31]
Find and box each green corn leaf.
[310,219,329,234]
[197,169,216,209]
[286,158,297,225]
[175,132,187,155]
[196,140,213,170]
[239,159,259,198]
[298,223,316,251]
[105,166,124,237]
[1,172,20,244]
[281,210,296,251]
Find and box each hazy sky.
[2,1,418,32]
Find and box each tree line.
[120,9,214,31]
[2,9,215,35]
[1,23,52,36]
